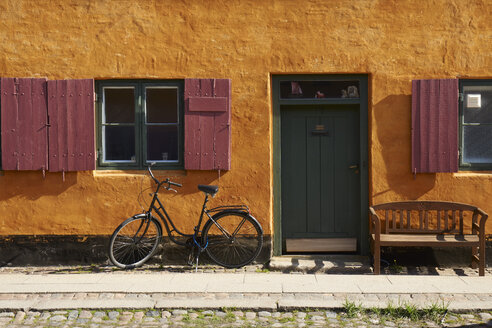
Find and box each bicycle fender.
[211,211,263,234]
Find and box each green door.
[281,105,360,252]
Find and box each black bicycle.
[108,165,263,270]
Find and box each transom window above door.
[279,80,360,99]
[97,80,183,169]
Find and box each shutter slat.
[81,80,95,170]
[200,113,215,169]
[18,79,34,170]
[184,79,203,170]
[213,79,231,170]
[32,79,49,170]
[47,80,60,171]
[198,79,216,170]
[1,78,18,170]
[412,79,458,173]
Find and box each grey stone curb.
[1,293,491,312]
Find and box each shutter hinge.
[458,93,464,102]
[94,92,99,103]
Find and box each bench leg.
[472,246,478,269]
[373,244,380,275]
[480,240,485,277]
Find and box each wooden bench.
[370,201,488,276]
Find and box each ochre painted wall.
[0,0,491,238]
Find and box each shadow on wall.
[0,170,77,201]
[372,94,436,199]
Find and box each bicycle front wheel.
[203,212,263,268]
[108,215,162,269]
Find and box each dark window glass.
[103,88,135,123]
[146,87,178,123]
[462,125,492,164]
[147,126,178,162]
[104,126,135,161]
[280,81,360,99]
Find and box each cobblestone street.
[1,308,492,327]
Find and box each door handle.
[349,164,359,174]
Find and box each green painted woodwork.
[272,74,369,256]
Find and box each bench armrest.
[472,208,488,236]
[369,207,381,240]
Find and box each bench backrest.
[370,201,480,234]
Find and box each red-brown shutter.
[184,79,231,170]
[47,79,95,172]
[1,78,49,171]
[412,79,458,173]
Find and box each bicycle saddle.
[198,184,219,196]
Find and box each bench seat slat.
[372,234,479,247]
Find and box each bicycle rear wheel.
[202,212,263,268]
[108,215,162,269]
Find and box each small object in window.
[466,94,481,108]
[341,89,348,98]
[315,91,325,98]
[347,85,359,98]
[291,82,303,95]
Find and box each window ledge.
[93,170,187,178]
[453,172,492,178]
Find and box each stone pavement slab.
[0,271,491,311]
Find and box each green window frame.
[96,80,184,170]
[459,79,492,170]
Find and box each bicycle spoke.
[109,217,162,268]
[231,218,247,238]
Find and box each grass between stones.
[343,299,449,323]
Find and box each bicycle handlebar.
[147,164,182,189]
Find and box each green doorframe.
[272,74,369,256]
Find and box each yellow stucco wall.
[0,0,491,238]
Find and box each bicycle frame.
[145,177,250,248]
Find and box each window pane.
[104,88,135,123]
[280,81,360,99]
[104,126,135,161]
[463,125,492,164]
[463,85,492,124]
[147,125,178,161]
[146,87,178,123]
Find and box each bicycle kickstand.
[194,252,200,273]
[187,244,201,272]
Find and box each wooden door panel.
[281,106,360,249]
